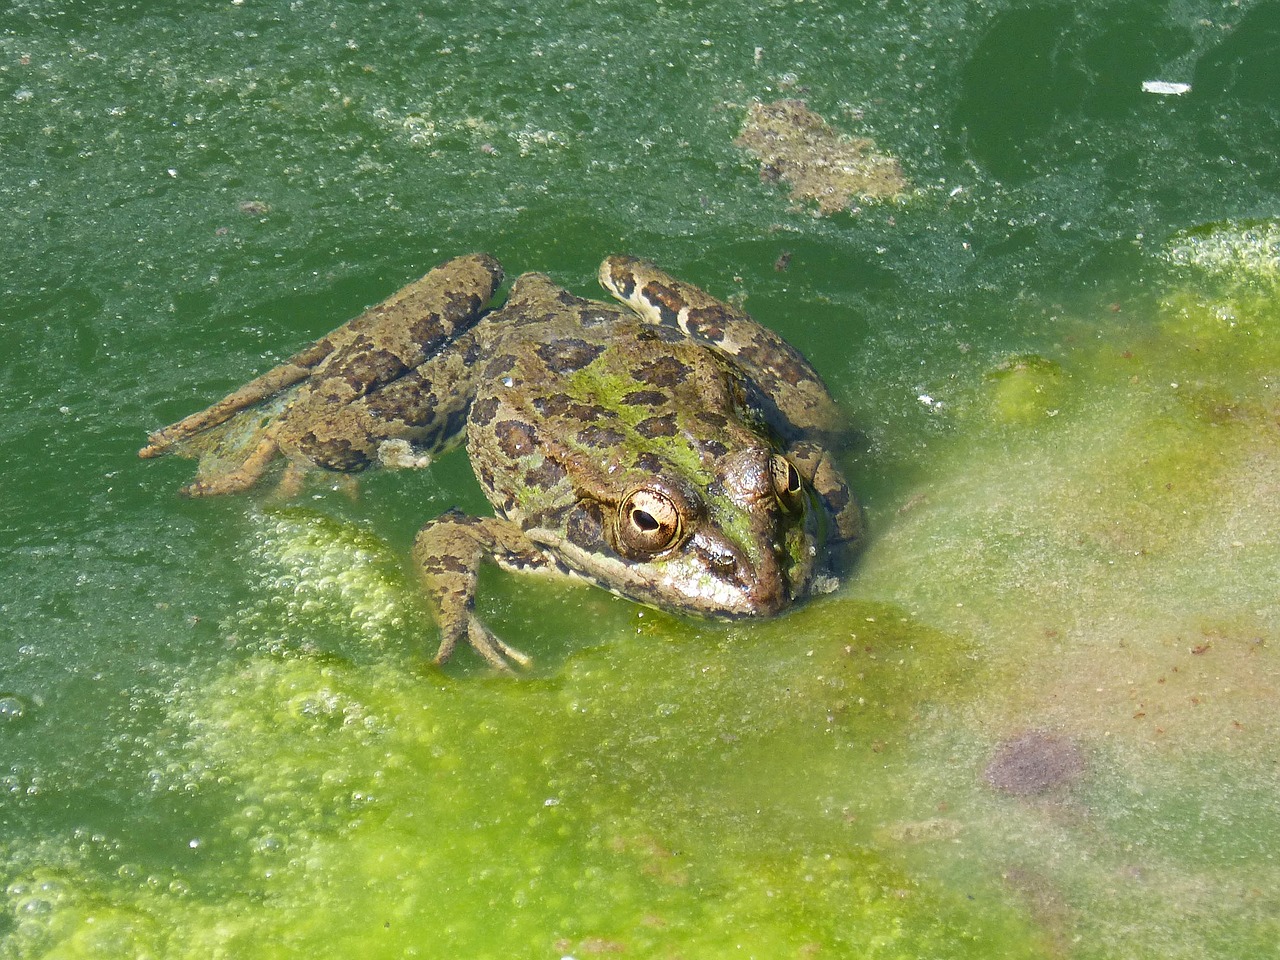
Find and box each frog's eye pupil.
[770,455,803,503]
[631,508,659,532]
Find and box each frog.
[140,254,863,670]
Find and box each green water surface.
[3,1,1279,957]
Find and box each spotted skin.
[141,255,863,670]
[599,256,861,546]
[139,253,504,493]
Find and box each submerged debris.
[984,354,1066,424]
[984,731,1085,796]
[734,98,909,215]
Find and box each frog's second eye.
[618,489,683,557]
[769,454,804,510]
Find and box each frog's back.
[511,312,754,432]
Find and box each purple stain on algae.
[984,730,1085,796]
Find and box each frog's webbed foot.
[138,361,314,460]
[270,460,361,500]
[460,620,533,673]
[599,255,842,436]
[173,428,286,496]
[413,511,555,672]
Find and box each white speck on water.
[1142,80,1190,95]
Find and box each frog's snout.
[687,529,790,618]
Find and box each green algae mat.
[3,2,1280,957]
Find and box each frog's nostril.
[709,553,737,573]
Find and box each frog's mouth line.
[524,524,793,620]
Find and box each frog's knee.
[599,255,644,299]
[291,433,374,472]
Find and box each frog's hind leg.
[139,362,315,459]
[179,433,282,497]
[598,256,841,435]
[140,253,504,460]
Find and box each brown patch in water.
[735,99,909,214]
[984,730,1085,796]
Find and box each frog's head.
[533,445,823,619]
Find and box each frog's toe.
[180,475,250,497]
[430,617,531,673]
[465,617,532,672]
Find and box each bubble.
[0,694,29,723]
[15,895,52,916]
[14,919,48,943]
[252,833,284,855]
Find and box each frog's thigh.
[789,440,864,549]
[279,366,474,472]
[305,254,504,408]
[141,254,500,459]
[599,256,840,433]
[412,511,553,669]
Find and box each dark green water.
[3,1,1279,956]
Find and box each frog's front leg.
[788,438,864,554]
[413,511,565,671]
[599,256,842,436]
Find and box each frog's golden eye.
[618,489,683,557]
[769,454,804,510]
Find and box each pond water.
[3,1,1279,957]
